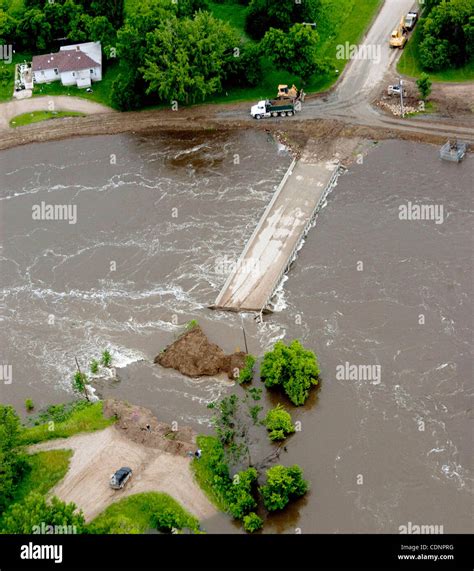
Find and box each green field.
[90,492,200,533]
[19,402,115,446]
[398,26,474,82]
[10,110,86,128]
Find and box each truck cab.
[250,100,269,119]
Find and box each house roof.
[32,49,99,73]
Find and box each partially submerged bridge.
[212,157,340,314]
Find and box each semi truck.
[250,99,301,119]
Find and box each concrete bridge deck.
[213,158,339,313]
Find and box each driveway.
[0,95,114,130]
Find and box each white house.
[32,42,102,88]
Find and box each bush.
[1,492,85,534]
[243,511,263,533]
[260,340,319,405]
[260,464,308,512]
[191,436,258,521]
[264,404,294,441]
[185,319,199,330]
[25,399,34,412]
[90,359,99,374]
[101,349,112,367]
[237,355,256,384]
[151,508,184,532]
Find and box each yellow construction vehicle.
[389,17,407,49]
[276,84,305,101]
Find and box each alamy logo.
[1,363,13,384]
[32,522,77,534]
[0,44,13,64]
[20,542,63,564]
[399,521,444,534]
[215,255,260,276]
[336,42,381,64]
[399,202,444,224]
[336,362,381,384]
[32,202,77,225]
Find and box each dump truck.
[389,17,408,48]
[250,99,301,119]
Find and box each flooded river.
[0,132,472,534]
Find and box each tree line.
[418,0,473,71]
[0,0,328,110]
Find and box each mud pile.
[154,325,247,379]
[103,399,196,456]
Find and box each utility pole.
[399,78,405,118]
[240,315,249,354]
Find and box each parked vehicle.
[404,11,418,31]
[387,84,407,97]
[250,99,301,119]
[109,467,132,490]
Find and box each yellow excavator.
[389,17,408,49]
[276,84,305,102]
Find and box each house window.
[90,69,93,73]
[54,69,58,75]
[72,72,75,77]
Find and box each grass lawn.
[398,26,474,82]
[19,402,115,446]
[11,450,72,505]
[32,61,120,107]
[10,110,85,128]
[209,1,248,38]
[90,492,200,533]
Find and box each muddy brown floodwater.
[0,131,472,534]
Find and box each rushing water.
[0,132,472,534]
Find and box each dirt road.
[30,426,215,523]
[0,96,113,130]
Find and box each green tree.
[419,0,474,71]
[263,403,295,441]
[260,464,308,511]
[243,511,263,532]
[90,359,99,374]
[416,72,432,100]
[261,23,323,80]
[141,12,240,104]
[245,0,321,40]
[72,371,90,401]
[1,492,85,534]
[208,388,262,468]
[0,405,29,514]
[110,69,144,110]
[260,340,319,405]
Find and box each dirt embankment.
[154,324,247,379]
[103,399,196,456]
